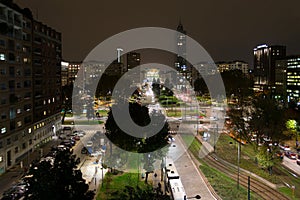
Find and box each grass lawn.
[97,172,150,200]
[124,153,140,172]
[96,109,108,117]
[166,109,181,117]
[181,134,261,199]
[181,134,201,154]
[215,134,280,184]
[215,133,300,199]
[199,163,262,200]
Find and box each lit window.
[28,128,32,133]
[0,53,5,61]
[1,127,6,134]
[17,121,22,127]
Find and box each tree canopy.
[23,149,94,200]
[105,102,169,153]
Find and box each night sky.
[14,0,300,67]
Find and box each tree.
[61,84,73,124]
[24,149,94,200]
[105,102,169,153]
[249,95,287,144]
[221,69,253,99]
[105,102,169,182]
[193,77,208,95]
[256,146,276,175]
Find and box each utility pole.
[237,135,241,189]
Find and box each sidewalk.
[79,155,108,197]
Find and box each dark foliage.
[23,149,94,200]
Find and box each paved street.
[169,135,218,200]
[282,156,300,177]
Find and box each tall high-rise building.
[175,21,191,85]
[286,56,300,104]
[127,52,140,70]
[0,1,61,174]
[253,44,286,90]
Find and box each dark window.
[24,80,31,88]
[0,83,6,90]
[8,53,15,61]
[24,68,31,76]
[1,98,6,105]
[0,68,6,75]
[9,66,14,76]
[0,39,5,47]
[7,39,14,50]
[8,80,14,89]
[24,116,31,124]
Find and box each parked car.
[285,151,297,159]
[280,144,291,151]
[81,147,88,154]
[60,141,72,148]
[73,135,80,141]
[86,141,93,147]
[58,134,67,140]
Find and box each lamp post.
[237,129,241,189]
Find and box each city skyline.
[13,0,300,66]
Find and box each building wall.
[216,61,249,74]
[286,56,300,103]
[0,2,61,174]
[253,44,286,90]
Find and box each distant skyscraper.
[175,20,191,87]
[253,44,286,90]
[127,52,140,70]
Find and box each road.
[168,135,219,199]
[143,85,219,199]
[282,156,300,177]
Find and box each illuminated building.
[61,61,82,86]
[286,56,300,104]
[0,1,61,174]
[216,61,249,74]
[253,44,286,91]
